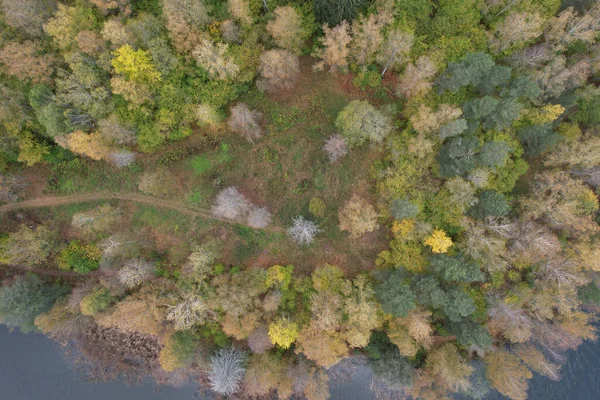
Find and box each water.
[1,324,600,400]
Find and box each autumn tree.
[490,12,544,53]
[257,50,300,93]
[159,330,199,372]
[112,44,161,83]
[338,195,379,238]
[0,41,55,84]
[227,103,263,142]
[193,40,239,81]
[228,0,253,26]
[295,324,349,368]
[336,100,391,146]
[1,0,56,37]
[377,28,414,76]
[485,349,532,400]
[1,225,56,266]
[266,6,310,53]
[323,134,348,163]
[43,4,98,50]
[426,343,473,392]
[138,168,178,198]
[117,259,155,288]
[313,21,352,73]
[350,12,391,66]
[79,286,116,316]
[397,56,437,99]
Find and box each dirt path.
[1,264,106,277]
[0,192,284,233]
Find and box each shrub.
[80,286,116,316]
[309,197,326,217]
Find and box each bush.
[80,286,116,316]
[57,241,101,273]
[309,197,326,217]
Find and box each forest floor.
[2,63,394,275]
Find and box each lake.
[1,324,599,400]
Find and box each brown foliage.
[0,41,55,83]
[257,49,300,93]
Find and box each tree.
[110,76,153,107]
[55,131,111,161]
[79,286,116,316]
[429,253,483,282]
[182,242,219,281]
[0,0,55,36]
[268,317,299,349]
[72,205,122,236]
[266,6,309,53]
[478,141,512,169]
[295,324,349,368]
[246,206,272,229]
[437,136,479,177]
[0,275,68,333]
[313,21,352,73]
[228,0,252,26]
[196,103,223,128]
[436,52,495,94]
[1,225,56,266]
[424,229,453,254]
[412,276,448,309]
[163,0,209,28]
[211,186,251,220]
[519,124,562,156]
[323,134,349,163]
[314,0,363,25]
[98,115,136,146]
[490,12,544,53]
[444,288,477,322]
[159,330,199,372]
[118,259,155,288]
[0,41,55,84]
[138,168,178,198]
[112,44,161,83]
[370,346,414,389]
[446,178,478,211]
[336,100,391,146]
[376,269,416,317]
[288,216,320,246]
[377,28,414,76]
[350,12,391,66]
[468,190,510,220]
[426,343,473,392]
[43,4,98,50]
[338,195,379,238]
[447,320,492,349]
[257,49,300,93]
[397,56,437,99]
[208,347,247,395]
[247,324,274,354]
[485,349,532,400]
[193,40,239,81]
[166,294,210,330]
[227,103,263,142]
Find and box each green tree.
[375,269,416,317]
[438,136,479,177]
[335,100,391,147]
[429,253,484,283]
[0,275,69,333]
[447,320,492,349]
[411,276,448,309]
[436,52,494,94]
[478,141,512,169]
[80,286,116,316]
[390,198,419,220]
[468,190,510,220]
[159,330,199,372]
[369,345,414,390]
[444,288,476,322]
[314,0,363,25]
[519,124,562,156]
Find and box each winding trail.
[0,192,284,233]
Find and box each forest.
[0,0,600,398]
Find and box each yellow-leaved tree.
[424,229,453,253]
[268,317,299,349]
[112,44,161,83]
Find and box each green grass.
[131,204,192,234]
[190,155,213,175]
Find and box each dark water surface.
[1,324,599,400]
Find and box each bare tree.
[227,103,263,143]
[288,216,320,246]
[323,134,348,163]
[108,150,136,168]
[208,347,247,395]
[166,293,211,330]
[247,206,272,229]
[118,259,155,288]
[247,324,274,354]
[211,187,251,220]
